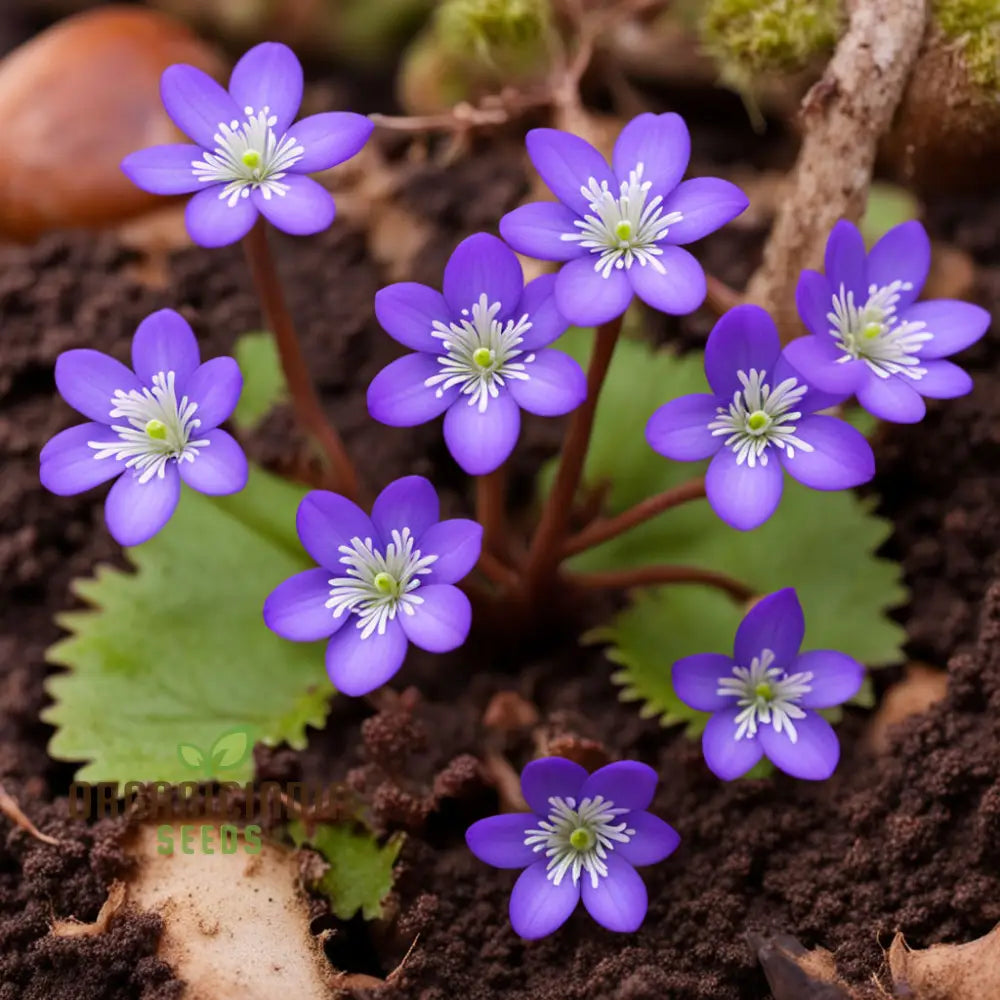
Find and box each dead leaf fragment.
[890,924,1000,999]
[749,932,857,999]
[869,663,948,753]
[51,880,127,937]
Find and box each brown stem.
[476,467,508,561]
[242,221,360,500]
[522,316,623,597]
[562,476,706,557]
[477,551,520,591]
[705,273,743,317]
[569,564,755,603]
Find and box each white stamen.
[717,649,813,742]
[524,795,635,889]
[192,105,305,207]
[424,293,535,412]
[827,280,933,380]
[326,527,437,639]
[707,368,813,467]
[87,371,209,483]
[561,162,683,278]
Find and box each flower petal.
[916,360,973,399]
[701,708,764,780]
[131,309,201,387]
[371,475,440,543]
[418,518,483,584]
[554,256,633,326]
[759,711,840,780]
[645,393,719,461]
[521,757,588,815]
[443,392,521,475]
[628,246,706,315]
[780,414,874,490]
[374,282,450,352]
[120,144,204,195]
[296,491,375,570]
[904,300,991,359]
[581,854,647,933]
[782,334,866,395]
[55,349,142,422]
[772,354,849,415]
[228,42,303,133]
[794,650,865,708]
[160,64,241,148]
[672,652,737,712]
[614,811,681,867]
[855,371,926,423]
[178,429,248,495]
[443,233,524,319]
[252,176,335,236]
[263,567,342,642]
[466,814,537,869]
[824,219,867,301]
[185,187,259,248]
[508,350,587,417]
[499,201,584,262]
[399,584,471,653]
[705,447,784,531]
[40,423,123,496]
[704,304,781,398]
[612,112,690,199]
[367,353,458,427]
[525,128,616,215]
[660,178,748,245]
[509,860,580,939]
[580,761,657,811]
[517,273,570,350]
[184,357,243,429]
[795,269,835,338]
[104,466,181,547]
[866,220,929,310]
[325,618,408,696]
[734,588,804,670]
[291,112,374,172]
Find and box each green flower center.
[472,346,494,369]
[144,418,168,440]
[754,681,773,699]
[241,149,262,170]
[862,319,884,340]
[569,826,596,851]
[746,410,771,434]
[614,219,633,243]
[373,571,398,595]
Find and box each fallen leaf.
[749,932,857,999]
[869,663,948,753]
[890,924,1000,999]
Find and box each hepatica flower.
[263,476,481,696]
[672,589,864,781]
[121,42,373,247]
[40,309,247,546]
[646,304,874,530]
[499,113,748,326]
[367,233,586,475]
[785,220,991,423]
[466,758,679,939]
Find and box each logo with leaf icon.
[177,728,253,777]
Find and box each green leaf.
[232,331,288,431]
[43,466,332,785]
[290,822,404,921]
[177,743,207,770]
[549,329,907,730]
[210,728,252,770]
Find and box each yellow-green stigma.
[373,572,397,595]
[746,410,770,433]
[754,681,773,699]
[144,418,168,440]
[862,320,883,340]
[614,219,633,243]
[241,149,262,170]
[569,827,596,851]
[472,346,494,368]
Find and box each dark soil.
[1,53,1000,1000]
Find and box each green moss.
[436,0,549,62]
[934,0,1000,90]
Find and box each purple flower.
[784,220,991,423]
[367,233,587,475]
[263,476,481,696]
[121,42,373,248]
[499,113,748,326]
[466,757,679,939]
[672,588,864,781]
[40,309,247,546]
[645,304,875,531]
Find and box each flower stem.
[242,220,360,500]
[562,476,706,557]
[476,467,508,561]
[705,273,742,316]
[521,315,623,598]
[568,564,755,603]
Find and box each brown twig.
[0,781,60,846]
[476,467,508,561]
[705,273,743,317]
[568,564,755,603]
[477,551,520,591]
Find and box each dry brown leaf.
[749,932,857,999]
[51,880,127,937]
[869,663,948,754]
[890,924,1000,999]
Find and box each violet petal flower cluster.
[122,42,373,248]
[368,233,587,475]
[466,757,679,938]
[500,113,749,326]
[263,476,482,696]
[646,304,875,531]
[40,309,247,546]
[673,588,864,781]
[785,220,991,423]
